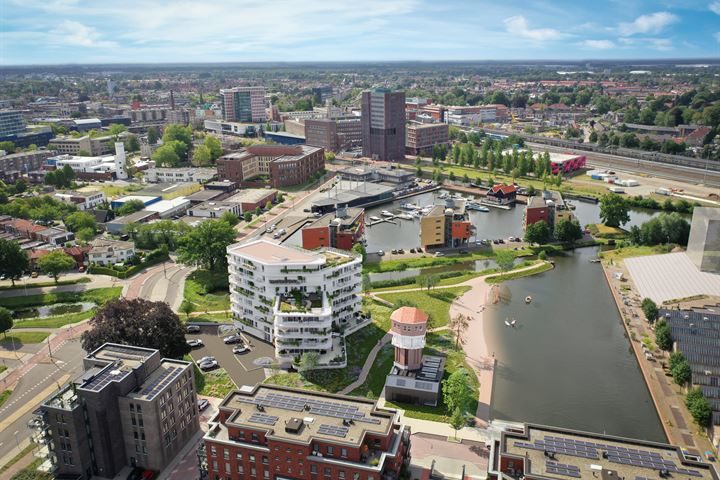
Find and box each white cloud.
[710,2,720,15]
[618,12,678,36]
[715,32,720,42]
[503,15,564,41]
[50,20,116,48]
[582,39,615,49]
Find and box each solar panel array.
[417,357,443,382]
[317,424,349,438]
[139,366,183,400]
[248,413,279,426]
[546,461,581,478]
[234,392,382,425]
[102,345,151,361]
[514,436,703,478]
[83,365,130,392]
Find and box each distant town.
[0,59,718,480]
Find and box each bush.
[88,248,169,279]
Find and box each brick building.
[221,87,267,123]
[217,145,324,188]
[419,200,472,249]
[202,385,410,480]
[361,89,406,161]
[301,206,365,251]
[405,122,449,156]
[305,117,362,152]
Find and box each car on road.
[398,248,405,254]
[377,250,385,256]
[186,325,201,333]
[197,399,210,411]
[233,344,250,354]
[434,252,444,257]
[186,339,203,348]
[198,359,218,370]
[223,334,243,344]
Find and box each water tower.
[390,306,428,371]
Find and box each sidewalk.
[338,333,391,395]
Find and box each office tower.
[361,88,406,161]
[220,87,267,123]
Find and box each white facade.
[53,154,118,174]
[54,190,106,211]
[391,334,426,350]
[143,197,190,219]
[145,167,216,183]
[88,239,136,266]
[227,239,362,368]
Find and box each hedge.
[88,250,169,279]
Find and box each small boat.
[504,320,511,327]
[589,258,601,263]
[401,202,420,211]
[438,192,450,199]
[396,213,413,220]
[466,202,490,212]
[510,319,517,327]
[369,216,381,222]
[380,210,394,217]
[525,296,532,304]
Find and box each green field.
[0,331,50,345]
[600,244,672,263]
[183,270,230,313]
[0,277,91,291]
[14,309,95,329]
[0,287,122,309]
[376,286,470,328]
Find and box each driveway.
[186,324,275,389]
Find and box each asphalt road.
[0,340,85,464]
[526,142,720,187]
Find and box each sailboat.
[504,318,511,327]
[510,319,517,327]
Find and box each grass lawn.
[599,244,672,264]
[0,389,11,407]
[0,287,122,309]
[197,369,236,398]
[0,365,6,375]
[186,312,233,323]
[13,309,95,329]
[265,298,393,393]
[183,270,230,313]
[363,248,527,274]
[370,269,499,293]
[348,343,394,399]
[485,260,553,284]
[0,331,50,345]
[0,277,91,291]
[384,330,479,423]
[376,286,470,328]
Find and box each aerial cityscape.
[0,1,719,480]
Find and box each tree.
[670,357,692,386]
[555,219,583,244]
[685,387,712,427]
[204,136,223,160]
[351,243,366,263]
[654,319,673,351]
[162,124,193,157]
[449,407,465,439]
[362,274,371,295]
[0,239,29,285]
[37,250,76,283]
[124,134,140,152]
[191,144,212,166]
[115,199,146,216]
[442,368,474,413]
[426,274,439,291]
[177,219,236,271]
[220,211,240,226]
[180,300,194,319]
[449,313,470,348]
[599,193,630,228]
[64,211,97,233]
[81,298,190,359]
[524,220,550,245]
[0,306,13,337]
[264,201,273,211]
[243,212,253,222]
[147,126,159,145]
[640,298,659,323]
[0,141,16,153]
[108,123,127,138]
[76,227,96,243]
[494,249,515,272]
[298,352,320,377]
[152,143,181,167]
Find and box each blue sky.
[1,0,719,65]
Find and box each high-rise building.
[227,239,363,368]
[221,87,267,123]
[361,88,406,161]
[0,109,26,137]
[201,385,411,480]
[686,206,720,274]
[30,343,200,479]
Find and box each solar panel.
[248,413,279,426]
[546,461,581,478]
[318,424,349,438]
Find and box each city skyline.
[2,0,720,65]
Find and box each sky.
[1,0,719,65]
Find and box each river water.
[485,246,666,442]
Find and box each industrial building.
[361,88,406,161]
[301,206,365,251]
[419,199,472,249]
[227,239,362,367]
[687,207,720,274]
[201,385,410,480]
[30,343,199,479]
[187,201,241,219]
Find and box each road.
[525,142,720,187]
[0,340,85,466]
[125,261,194,311]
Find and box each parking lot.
[186,324,275,388]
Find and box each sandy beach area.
[449,276,499,426]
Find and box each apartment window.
[341,447,348,458]
[238,465,244,474]
[211,446,217,457]
[129,404,135,412]
[262,456,268,465]
[131,416,136,426]
[133,431,138,439]
[326,446,334,456]
[249,454,255,462]
[251,467,257,476]
[224,449,230,460]
[212,460,218,471]
[324,467,331,477]
[339,471,346,479]
[263,471,269,479]
[251,433,258,442]
[226,463,231,474]
[236,452,243,461]
[310,465,318,474]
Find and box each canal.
[485,246,666,442]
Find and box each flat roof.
[129,359,190,402]
[228,239,322,265]
[114,195,160,203]
[219,385,395,447]
[190,201,239,212]
[186,189,225,202]
[143,197,189,212]
[226,188,277,203]
[86,343,156,369]
[308,207,364,228]
[313,182,394,207]
[625,252,720,304]
[502,424,718,480]
[109,210,158,224]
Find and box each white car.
[233,345,249,354]
[197,356,216,364]
[223,334,242,344]
[186,339,203,348]
[198,360,218,370]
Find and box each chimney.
[170,90,175,110]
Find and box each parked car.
[409,248,416,253]
[459,249,468,254]
[377,250,385,256]
[233,344,250,354]
[391,249,398,254]
[398,249,405,254]
[186,339,203,348]
[31,271,38,278]
[186,325,200,333]
[197,399,210,411]
[198,359,218,370]
[223,334,242,344]
[434,252,444,257]
[197,356,216,364]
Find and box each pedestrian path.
[338,333,391,395]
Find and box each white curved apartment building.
[227,239,363,368]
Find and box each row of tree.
[524,219,584,245]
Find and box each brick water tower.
[390,306,428,371]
